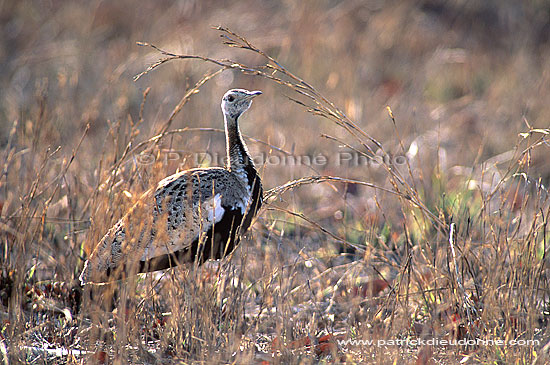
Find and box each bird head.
[221,89,262,120]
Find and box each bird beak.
[246,91,262,99]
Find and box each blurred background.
[2,0,549,171]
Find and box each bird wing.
[80,168,241,284]
[141,189,226,260]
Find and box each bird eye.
[227,95,235,102]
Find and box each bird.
[79,89,263,285]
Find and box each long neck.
[224,113,255,175]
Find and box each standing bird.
[80,89,263,285]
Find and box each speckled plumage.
[80,89,263,285]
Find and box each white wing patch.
[206,193,224,224]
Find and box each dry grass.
[1,1,550,363]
